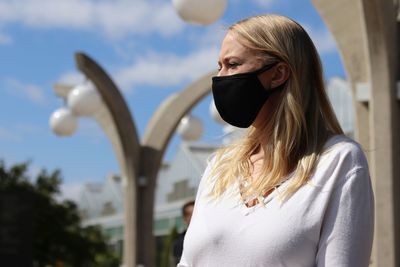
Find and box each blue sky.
[0,0,346,200]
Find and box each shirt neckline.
[234,174,293,216]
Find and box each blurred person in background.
[173,200,195,265]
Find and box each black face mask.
[211,63,278,128]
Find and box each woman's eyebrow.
[219,56,242,64]
[226,56,241,61]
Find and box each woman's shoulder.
[311,135,370,186]
[321,134,368,168]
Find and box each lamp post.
[50,52,215,267]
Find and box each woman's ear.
[270,62,290,89]
[259,62,290,90]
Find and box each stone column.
[138,71,215,266]
[311,0,400,266]
[361,1,399,266]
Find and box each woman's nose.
[217,68,227,77]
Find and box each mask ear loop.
[252,61,279,76]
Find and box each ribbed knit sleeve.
[316,167,374,267]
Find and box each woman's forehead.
[219,33,257,60]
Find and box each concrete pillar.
[137,71,215,267]
[73,54,215,266]
[75,53,141,267]
[361,1,399,265]
[311,0,400,266]
[312,0,370,150]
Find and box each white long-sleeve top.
[178,135,374,267]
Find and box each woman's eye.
[228,62,239,68]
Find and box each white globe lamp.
[67,82,102,116]
[209,99,226,125]
[172,0,227,25]
[177,115,203,141]
[49,107,78,136]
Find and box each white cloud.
[0,0,185,40]
[91,0,185,39]
[54,25,225,94]
[58,71,85,85]
[304,25,337,54]
[187,23,226,47]
[4,78,46,105]
[115,46,219,92]
[0,127,20,141]
[0,32,12,44]
[15,123,42,135]
[252,0,275,8]
[0,123,43,142]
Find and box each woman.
[178,14,374,267]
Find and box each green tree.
[159,226,178,267]
[0,161,120,267]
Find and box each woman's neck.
[250,147,264,163]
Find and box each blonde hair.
[209,14,343,201]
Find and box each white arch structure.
[75,51,216,267]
